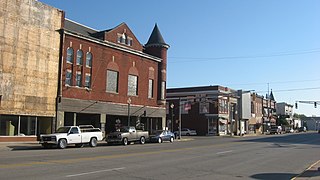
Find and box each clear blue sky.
[39,0,320,116]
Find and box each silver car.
[149,130,175,143]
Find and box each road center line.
[216,150,233,155]
[66,167,125,177]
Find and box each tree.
[293,113,307,119]
[277,116,289,126]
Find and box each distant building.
[57,19,169,136]
[166,86,239,136]
[301,117,320,131]
[249,93,264,134]
[0,0,63,141]
[276,102,294,127]
[262,90,277,132]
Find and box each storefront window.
[20,116,37,136]
[0,115,19,136]
[0,115,37,136]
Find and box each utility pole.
[179,97,182,139]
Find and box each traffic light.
[315,102,317,108]
[143,110,146,116]
[295,102,298,109]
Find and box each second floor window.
[128,74,138,96]
[86,52,92,67]
[76,71,82,87]
[65,70,72,86]
[76,50,83,65]
[85,74,91,88]
[148,79,154,98]
[66,47,73,64]
[106,70,119,93]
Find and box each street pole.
[127,98,131,126]
[170,103,174,132]
[179,97,182,139]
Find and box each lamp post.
[170,103,174,132]
[127,98,131,126]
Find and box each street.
[0,133,319,180]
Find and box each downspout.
[55,11,65,132]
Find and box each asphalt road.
[0,132,319,180]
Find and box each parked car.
[298,127,307,132]
[269,126,282,134]
[39,125,103,149]
[285,128,294,133]
[106,126,149,146]
[149,130,175,143]
[175,128,197,136]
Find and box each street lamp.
[170,103,174,132]
[127,98,131,126]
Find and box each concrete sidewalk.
[0,141,40,151]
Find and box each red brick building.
[56,19,169,135]
[166,86,238,136]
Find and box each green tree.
[277,116,289,126]
[293,113,307,119]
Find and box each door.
[67,127,82,143]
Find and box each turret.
[145,24,169,105]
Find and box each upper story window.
[161,81,166,100]
[106,70,119,93]
[85,73,91,88]
[76,71,82,87]
[200,102,209,114]
[128,74,138,96]
[86,52,92,68]
[117,33,133,46]
[65,69,72,86]
[148,79,154,99]
[66,47,73,64]
[127,38,133,46]
[219,99,228,114]
[76,50,83,65]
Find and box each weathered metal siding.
[0,0,63,116]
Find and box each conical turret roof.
[145,24,169,48]
[269,89,275,101]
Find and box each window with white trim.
[128,74,138,96]
[148,79,154,98]
[76,71,82,87]
[86,52,92,67]
[85,73,91,88]
[66,47,73,64]
[106,70,119,93]
[76,50,83,65]
[65,69,72,86]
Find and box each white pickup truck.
[39,125,103,149]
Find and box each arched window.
[66,47,73,64]
[76,50,83,65]
[86,52,92,67]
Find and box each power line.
[169,48,320,63]
[255,87,320,94]
[226,78,320,86]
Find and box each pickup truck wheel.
[123,138,128,146]
[140,136,146,144]
[58,139,67,149]
[170,136,174,143]
[75,143,84,148]
[89,137,97,147]
[158,137,162,143]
